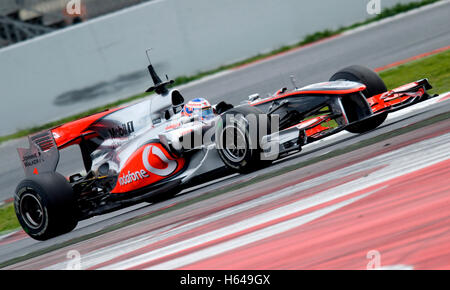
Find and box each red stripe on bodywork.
[250,85,366,106]
[51,108,123,149]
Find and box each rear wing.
[17,131,60,177]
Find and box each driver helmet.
[182,98,215,120]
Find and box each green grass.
[0,0,442,145]
[380,49,450,94]
[0,204,19,234]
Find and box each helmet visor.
[201,107,214,120]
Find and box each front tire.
[216,106,273,173]
[330,65,388,134]
[14,173,78,241]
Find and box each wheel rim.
[20,193,44,229]
[222,125,248,163]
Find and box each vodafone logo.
[117,145,179,188]
[142,145,178,177]
[114,144,181,192]
[118,170,149,186]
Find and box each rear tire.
[216,106,273,173]
[14,173,78,241]
[330,65,388,134]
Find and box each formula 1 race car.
[15,61,435,240]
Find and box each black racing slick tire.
[216,106,273,174]
[330,65,388,134]
[14,173,78,241]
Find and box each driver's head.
[182,98,215,120]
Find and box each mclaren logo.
[143,145,178,177]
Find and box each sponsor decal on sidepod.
[114,144,183,193]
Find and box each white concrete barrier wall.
[0,0,416,136]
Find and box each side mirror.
[164,110,171,120]
[171,90,184,106]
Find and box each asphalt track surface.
[0,1,449,202]
[0,2,449,268]
[3,95,450,269]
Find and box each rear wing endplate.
[17,131,60,177]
